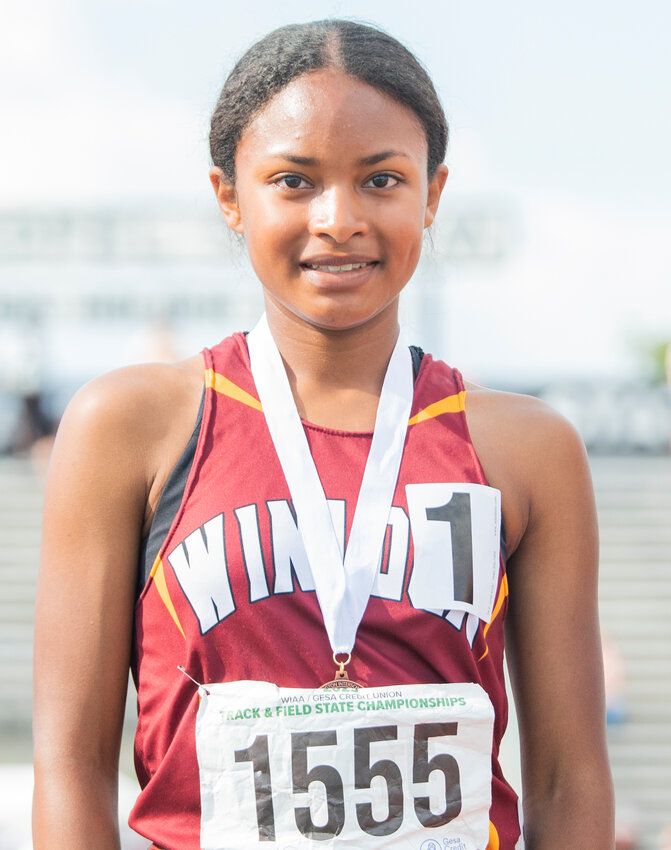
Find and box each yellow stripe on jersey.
[205,368,263,412]
[150,556,186,639]
[407,390,466,426]
[487,820,500,849]
[478,572,509,662]
[206,369,464,423]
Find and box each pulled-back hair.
[210,20,448,183]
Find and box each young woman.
[32,20,614,850]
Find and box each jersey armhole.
[454,366,509,563]
[136,389,205,595]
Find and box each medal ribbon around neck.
[247,314,414,656]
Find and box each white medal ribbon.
[247,314,413,655]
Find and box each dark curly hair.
[210,20,448,183]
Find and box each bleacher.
[0,457,41,731]
[1,454,670,848]
[592,456,671,847]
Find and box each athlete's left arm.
[503,404,615,849]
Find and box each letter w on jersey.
[169,514,236,633]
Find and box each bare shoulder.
[463,380,591,555]
[63,354,203,426]
[53,354,205,530]
[464,379,585,456]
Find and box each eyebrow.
[357,150,411,166]
[274,150,411,167]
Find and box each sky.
[1,0,670,383]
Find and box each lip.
[299,254,379,268]
[299,257,379,288]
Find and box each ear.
[209,167,244,233]
[424,164,449,228]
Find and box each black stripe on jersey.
[137,390,205,594]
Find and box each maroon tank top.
[129,332,521,850]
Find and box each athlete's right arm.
[32,362,201,848]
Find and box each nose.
[308,185,368,243]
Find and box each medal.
[320,652,362,690]
[247,315,413,686]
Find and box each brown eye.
[364,173,400,189]
[274,174,311,190]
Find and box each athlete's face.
[211,70,448,333]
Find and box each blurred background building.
[1,1,670,847]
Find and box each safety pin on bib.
[177,665,210,696]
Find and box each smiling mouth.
[302,261,377,273]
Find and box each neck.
[263,301,401,430]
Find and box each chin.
[306,314,396,337]
[265,289,400,335]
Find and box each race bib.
[196,680,494,849]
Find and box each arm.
[504,408,614,849]
[32,374,148,848]
[32,361,202,848]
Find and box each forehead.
[236,70,428,166]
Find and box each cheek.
[236,184,278,229]
[386,205,426,259]
[240,204,293,257]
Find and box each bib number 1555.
[235,722,461,842]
